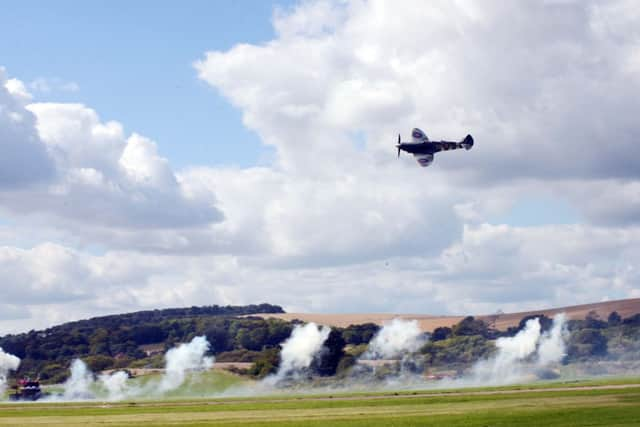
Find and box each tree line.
[1,304,639,384]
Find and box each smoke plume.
[467,313,567,385]
[57,336,214,401]
[537,313,567,365]
[0,347,20,394]
[63,359,95,400]
[158,335,214,393]
[364,319,427,359]
[271,322,330,380]
[98,371,130,401]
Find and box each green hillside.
[1,303,639,387]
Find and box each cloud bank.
[1,1,640,332]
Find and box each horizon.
[5,296,640,337]
[1,1,640,334]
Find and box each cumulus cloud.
[29,77,80,94]
[181,165,460,263]
[195,0,640,197]
[2,1,640,332]
[2,219,640,334]
[0,69,55,188]
[0,92,222,239]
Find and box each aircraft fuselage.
[398,142,443,155]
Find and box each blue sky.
[1,1,638,332]
[0,0,581,228]
[0,1,294,168]
[492,197,580,227]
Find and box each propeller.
[397,134,401,158]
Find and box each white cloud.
[29,77,80,94]
[2,219,639,333]
[0,69,55,188]
[197,0,640,183]
[5,78,33,103]
[2,1,640,332]
[193,0,640,309]
[0,100,222,235]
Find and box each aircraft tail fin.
[461,134,474,150]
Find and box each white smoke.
[270,323,331,381]
[537,313,567,366]
[54,337,214,401]
[63,359,95,400]
[98,371,130,401]
[0,347,20,394]
[467,313,567,385]
[61,361,133,401]
[158,336,214,393]
[364,319,427,359]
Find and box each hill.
[253,298,640,331]
[0,303,286,383]
[1,298,639,385]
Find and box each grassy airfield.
[2,378,640,427]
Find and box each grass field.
[131,369,252,399]
[1,379,640,426]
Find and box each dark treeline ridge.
[222,311,640,379]
[1,306,639,385]
[0,303,379,384]
[0,303,284,382]
[61,303,285,330]
[421,311,640,371]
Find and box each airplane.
[396,128,474,167]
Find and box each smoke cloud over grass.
[158,335,214,393]
[267,322,330,383]
[363,319,428,360]
[0,347,20,394]
[98,370,129,401]
[53,336,215,401]
[466,313,567,386]
[537,313,567,365]
[63,359,95,400]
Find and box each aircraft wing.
[413,153,434,167]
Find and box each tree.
[247,327,268,351]
[452,317,489,337]
[249,348,280,378]
[431,327,452,341]
[205,325,232,353]
[266,321,292,347]
[84,355,114,372]
[421,335,495,366]
[584,311,607,329]
[313,329,346,376]
[335,354,356,376]
[341,323,380,345]
[517,315,553,333]
[567,329,608,360]
[87,328,111,355]
[607,311,622,326]
[623,313,640,326]
[131,325,166,345]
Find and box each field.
[256,297,640,331]
[2,378,640,426]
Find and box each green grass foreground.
[1,382,639,426]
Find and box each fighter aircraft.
[396,128,474,167]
